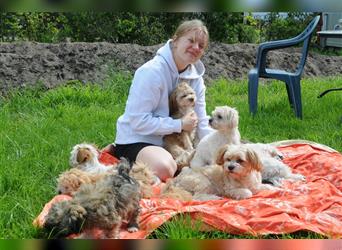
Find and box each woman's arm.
[125,67,182,136]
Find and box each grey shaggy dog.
[44,158,141,239]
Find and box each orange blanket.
[34,142,342,238]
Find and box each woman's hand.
[181,111,198,132]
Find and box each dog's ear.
[246,148,262,171]
[76,149,92,164]
[169,88,179,116]
[215,145,228,166]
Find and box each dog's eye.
[181,94,187,98]
[236,159,243,164]
[217,114,222,119]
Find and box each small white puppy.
[190,106,241,168]
[69,143,111,173]
[244,143,305,186]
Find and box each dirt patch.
[0,41,341,94]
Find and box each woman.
[108,19,213,181]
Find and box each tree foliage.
[0,12,317,44]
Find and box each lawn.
[0,73,341,239]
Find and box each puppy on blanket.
[162,144,275,201]
[44,158,141,239]
[244,142,305,186]
[62,143,157,198]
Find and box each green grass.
[0,73,341,239]
[149,213,327,239]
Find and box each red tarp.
[34,142,342,238]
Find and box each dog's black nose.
[228,165,235,171]
[209,118,213,124]
[189,97,194,102]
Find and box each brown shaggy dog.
[44,158,141,239]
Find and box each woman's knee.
[154,158,177,181]
[136,146,177,181]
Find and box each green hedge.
[0,12,317,45]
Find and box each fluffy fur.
[129,161,158,198]
[69,143,112,173]
[190,106,241,168]
[163,81,197,171]
[163,144,273,201]
[44,158,141,239]
[63,143,157,198]
[244,143,305,186]
[56,168,108,195]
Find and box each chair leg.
[248,73,259,115]
[287,76,303,119]
[285,83,294,108]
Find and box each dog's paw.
[193,193,223,201]
[230,189,253,200]
[127,221,139,233]
[127,226,139,233]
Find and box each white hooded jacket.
[115,40,213,146]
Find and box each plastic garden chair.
[248,15,320,119]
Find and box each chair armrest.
[256,35,309,73]
[258,35,304,51]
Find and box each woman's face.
[173,29,208,70]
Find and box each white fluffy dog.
[244,143,305,186]
[165,144,274,200]
[190,106,241,168]
[69,143,111,173]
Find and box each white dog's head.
[69,143,99,169]
[216,144,262,179]
[209,106,239,131]
[169,81,196,115]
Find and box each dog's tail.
[117,157,132,175]
[117,157,136,184]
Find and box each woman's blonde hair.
[172,19,209,49]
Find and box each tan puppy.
[56,168,108,195]
[163,81,197,171]
[166,144,274,201]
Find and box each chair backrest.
[291,15,321,42]
[296,15,320,74]
[256,15,320,76]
